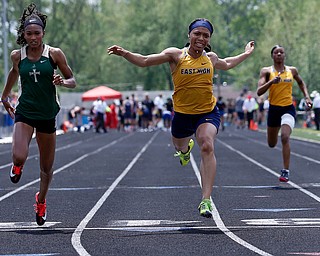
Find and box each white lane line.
[291,151,320,164]
[0,132,118,170]
[71,131,159,256]
[0,141,82,170]
[0,134,132,202]
[287,252,320,255]
[0,254,60,256]
[190,153,272,256]
[217,139,320,203]
[228,132,320,164]
[0,148,11,156]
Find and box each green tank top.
[16,44,60,120]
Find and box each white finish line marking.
[1,224,320,233]
[0,222,60,229]
[234,208,315,213]
[242,218,320,225]
[108,220,201,226]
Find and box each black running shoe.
[279,169,289,182]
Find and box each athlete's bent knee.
[281,133,290,145]
[200,139,214,154]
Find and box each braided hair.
[16,3,47,46]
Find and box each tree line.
[1,0,320,98]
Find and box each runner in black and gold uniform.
[108,18,255,218]
[1,3,76,225]
[257,45,312,182]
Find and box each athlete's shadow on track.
[11,229,73,235]
[119,228,225,237]
[272,186,297,190]
[272,184,320,190]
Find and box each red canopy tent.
[81,86,122,101]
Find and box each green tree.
[1,0,320,94]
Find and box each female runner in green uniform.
[108,18,254,218]
[1,3,76,225]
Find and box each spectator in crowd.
[123,96,133,132]
[216,96,226,131]
[242,92,257,129]
[226,98,236,126]
[142,93,155,130]
[93,97,107,133]
[235,93,245,129]
[131,94,138,131]
[108,101,118,129]
[117,97,124,132]
[162,97,174,130]
[257,96,266,125]
[154,94,164,128]
[313,91,320,130]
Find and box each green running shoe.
[174,139,194,166]
[198,199,212,218]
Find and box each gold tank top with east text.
[268,66,293,106]
[172,48,216,114]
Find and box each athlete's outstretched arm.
[107,45,178,67]
[214,41,255,70]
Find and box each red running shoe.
[10,165,23,183]
[34,192,47,226]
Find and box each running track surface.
[0,127,319,256]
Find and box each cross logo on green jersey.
[29,69,40,83]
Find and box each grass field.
[258,126,320,143]
[292,128,320,142]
